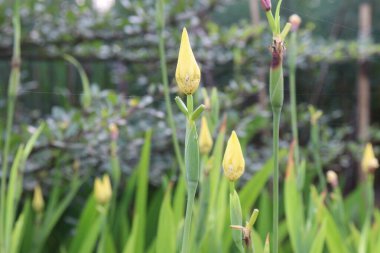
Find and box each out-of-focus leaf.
[156,186,175,253]
[239,150,286,214]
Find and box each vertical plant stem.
[181,182,197,253]
[157,0,185,173]
[272,108,281,253]
[1,1,21,249]
[311,122,326,190]
[269,38,284,253]
[229,181,244,253]
[195,156,209,243]
[365,174,374,218]
[181,94,199,253]
[289,32,300,172]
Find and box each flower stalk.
[288,14,302,190]
[223,131,246,252]
[309,106,326,190]
[261,1,291,252]
[174,27,204,253]
[0,1,21,249]
[156,0,185,173]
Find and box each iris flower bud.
[361,143,379,173]
[289,14,302,32]
[199,116,213,155]
[32,184,44,213]
[261,0,271,12]
[175,28,201,95]
[223,131,245,181]
[94,174,112,205]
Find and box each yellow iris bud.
[199,116,213,155]
[32,184,44,213]
[175,28,201,95]
[223,131,245,181]
[94,174,112,205]
[361,143,379,173]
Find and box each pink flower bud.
[261,0,271,12]
[289,14,302,32]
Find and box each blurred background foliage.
[0,0,379,196]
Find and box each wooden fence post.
[357,3,371,142]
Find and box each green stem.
[229,181,235,194]
[181,94,198,253]
[157,7,185,174]
[195,156,209,243]
[272,108,281,253]
[1,1,21,250]
[97,207,109,253]
[270,44,283,253]
[187,95,194,116]
[311,122,326,190]
[289,32,300,173]
[181,182,197,253]
[365,175,374,218]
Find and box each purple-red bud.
[261,0,271,12]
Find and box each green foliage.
[2,1,380,253]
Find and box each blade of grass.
[156,0,185,173]
[131,130,152,253]
[239,150,286,214]
[1,1,21,247]
[63,54,91,109]
[156,185,176,253]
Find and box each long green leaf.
[68,196,98,253]
[309,220,327,253]
[4,145,24,252]
[239,150,286,214]
[63,54,91,108]
[156,186,175,253]
[130,130,152,253]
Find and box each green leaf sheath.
[270,62,284,110]
[272,109,281,253]
[230,187,244,253]
[185,121,200,185]
[182,116,200,253]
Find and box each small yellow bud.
[129,98,139,107]
[223,131,245,181]
[175,28,201,95]
[199,117,213,155]
[32,184,44,213]
[94,174,112,205]
[361,143,379,173]
[326,170,338,188]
